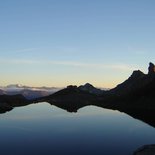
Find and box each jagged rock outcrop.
[130,70,145,79]
[148,62,155,74]
[108,70,145,96]
[109,62,155,98]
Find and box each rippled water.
[0,102,155,155]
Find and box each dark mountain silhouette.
[109,62,155,97]
[35,62,155,109]
[109,70,146,96]
[0,94,28,105]
[32,62,155,127]
[102,62,155,109]
[78,83,104,95]
[0,62,155,127]
[0,94,29,113]
[35,85,99,112]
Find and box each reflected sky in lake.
[0,102,155,155]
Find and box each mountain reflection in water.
[0,102,155,155]
[1,101,155,129]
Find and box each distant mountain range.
[0,62,155,127]
[0,85,61,99]
[1,62,155,105]
[0,83,107,100]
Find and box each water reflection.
[1,101,155,129]
[0,103,155,155]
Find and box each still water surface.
[0,102,155,155]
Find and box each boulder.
[133,144,155,155]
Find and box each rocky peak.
[148,62,155,74]
[130,70,145,80]
[78,83,103,95]
[83,83,94,88]
[79,83,95,90]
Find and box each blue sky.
[0,0,155,87]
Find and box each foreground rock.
[133,145,155,155]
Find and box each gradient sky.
[0,0,155,88]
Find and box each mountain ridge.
[0,62,155,128]
[1,62,155,113]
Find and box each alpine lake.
[0,102,155,155]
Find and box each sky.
[0,0,155,88]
